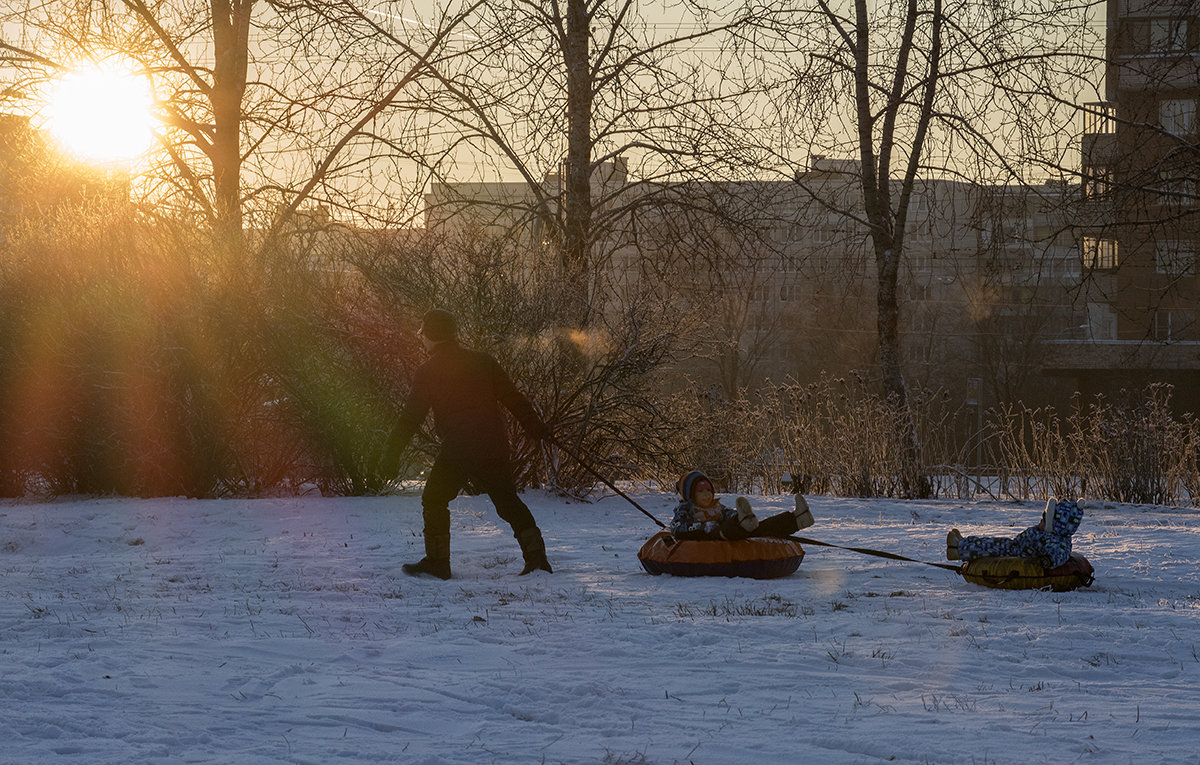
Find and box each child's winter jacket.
[669,471,745,540]
[669,498,743,539]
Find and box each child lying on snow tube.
[946,497,1084,569]
[670,470,814,541]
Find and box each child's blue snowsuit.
[958,500,1083,569]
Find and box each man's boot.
[516,526,553,575]
[403,534,451,580]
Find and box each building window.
[807,249,832,274]
[1155,240,1197,276]
[1086,303,1118,341]
[1154,310,1195,341]
[1082,236,1118,270]
[1157,176,1198,207]
[1083,166,1112,199]
[1160,99,1196,135]
[1151,18,1188,51]
[1128,18,1190,52]
[776,223,803,242]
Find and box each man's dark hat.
[420,309,457,342]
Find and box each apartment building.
[424,156,1084,406]
[1071,0,1200,410]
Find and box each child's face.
[692,482,716,508]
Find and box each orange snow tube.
[638,531,804,579]
[959,552,1095,592]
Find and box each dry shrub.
[649,375,963,499]
[0,205,415,497]
[4,210,1196,502]
[0,205,227,496]
[987,385,1198,506]
[987,402,1085,501]
[651,378,1200,506]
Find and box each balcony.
[1081,102,1117,169]
[1042,339,1200,372]
[1110,53,1200,90]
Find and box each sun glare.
[45,64,157,164]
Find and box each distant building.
[1069,0,1200,410]
[425,156,1086,407]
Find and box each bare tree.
[413,0,770,318]
[752,0,1099,495]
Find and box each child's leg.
[748,495,817,538]
[1013,527,1070,568]
[957,534,1030,561]
[754,512,800,537]
[733,497,759,530]
[720,498,760,540]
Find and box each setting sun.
[44,63,157,164]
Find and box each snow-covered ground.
[2,490,1198,764]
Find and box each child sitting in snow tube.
[639,471,812,579]
[946,497,1083,568]
[670,470,814,541]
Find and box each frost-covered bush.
[0,207,415,497]
[649,378,1200,505]
[648,375,964,499]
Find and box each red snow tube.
[638,531,804,579]
[959,552,1095,592]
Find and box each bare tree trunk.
[562,0,592,319]
[845,0,939,496]
[210,0,252,257]
[874,243,905,403]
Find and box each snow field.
[1,493,1198,764]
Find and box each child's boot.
[794,494,815,529]
[733,497,760,533]
[946,528,962,561]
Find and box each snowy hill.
[2,492,1197,763]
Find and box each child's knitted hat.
[677,471,714,502]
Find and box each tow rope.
[551,438,667,529]
[787,535,962,573]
